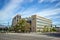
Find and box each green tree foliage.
[43,25,52,32]
[24,23,30,32]
[43,25,56,32]
[43,26,48,32]
[11,19,30,33]
[51,27,56,32]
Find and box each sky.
[0,0,60,27]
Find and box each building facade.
[12,14,52,32]
[12,14,21,26]
[25,15,52,32]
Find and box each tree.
[8,26,15,32]
[24,23,30,32]
[18,19,26,32]
[43,25,51,32]
[12,19,30,33]
[43,25,47,32]
[51,27,56,32]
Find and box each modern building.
[12,14,21,26]
[24,15,52,32]
[12,14,52,32]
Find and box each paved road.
[43,32,60,37]
[0,33,60,40]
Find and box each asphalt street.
[0,33,60,40]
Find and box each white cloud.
[53,21,60,25]
[36,8,60,17]
[0,0,24,24]
[27,0,33,2]
[38,0,44,3]
[38,0,58,3]
[50,0,57,3]
[18,6,38,17]
[0,0,34,24]
[54,16,60,19]
[48,16,60,19]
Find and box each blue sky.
[0,0,60,27]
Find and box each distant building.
[55,27,60,32]
[12,14,52,32]
[12,14,21,26]
[0,25,8,32]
